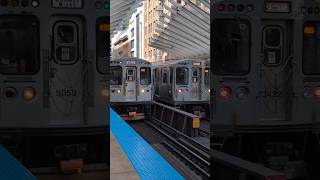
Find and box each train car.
[153,59,210,118]
[0,0,109,172]
[110,57,152,120]
[211,0,320,179]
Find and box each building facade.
[144,0,173,62]
[111,4,144,60]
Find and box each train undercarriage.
[0,127,109,174]
[212,129,320,179]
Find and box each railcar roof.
[111,57,151,64]
[152,59,208,67]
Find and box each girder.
[150,0,210,58]
[110,0,142,32]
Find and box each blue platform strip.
[110,108,184,180]
[0,145,37,180]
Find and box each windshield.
[212,19,250,75]
[110,66,122,85]
[176,67,189,85]
[140,67,151,85]
[0,15,39,74]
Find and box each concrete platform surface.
[110,133,140,180]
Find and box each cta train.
[0,0,109,171]
[211,0,320,179]
[110,57,152,120]
[153,59,210,118]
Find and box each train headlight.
[177,89,183,93]
[23,87,36,101]
[101,87,108,99]
[218,4,226,11]
[117,89,121,94]
[31,0,39,7]
[4,87,17,99]
[141,89,145,93]
[235,87,249,100]
[227,4,235,11]
[218,86,232,100]
[313,87,320,98]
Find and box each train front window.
[0,15,39,74]
[204,68,209,85]
[212,19,250,75]
[140,67,151,85]
[110,66,122,85]
[162,69,168,84]
[58,25,74,43]
[126,69,135,81]
[265,28,281,47]
[176,67,188,85]
[303,22,320,75]
[192,69,199,83]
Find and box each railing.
[150,101,200,137]
[212,149,287,180]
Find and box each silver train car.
[153,59,209,117]
[0,0,109,170]
[110,57,152,120]
[211,0,320,178]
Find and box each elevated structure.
[110,0,143,33]
[149,0,210,59]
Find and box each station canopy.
[110,0,143,34]
[150,0,210,59]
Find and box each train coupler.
[121,112,145,120]
[60,159,84,174]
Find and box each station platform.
[110,108,184,180]
[0,145,37,180]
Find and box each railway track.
[145,119,210,179]
[130,118,210,180]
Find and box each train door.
[125,67,137,101]
[259,21,292,121]
[191,67,202,100]
[49,16,86,125]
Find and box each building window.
[131,40,134,49]
[131,51,134,57]
[131,28,134,38]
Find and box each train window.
[110,66,122,85]
[0,15,39,74]
[204,68,209,85]
[53,21,79,64]
[162,69,168,84]
[265,28,281,47]
[176,67,188,85]
[58,25,74,43]
[96,17,109,74]
[140,67,151,85]
[192,69,199,83]
[303,22,320,75]
[155,68,160,82]
[126,68,135,81]
[263,26,283,65]
[212,19,250,75]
